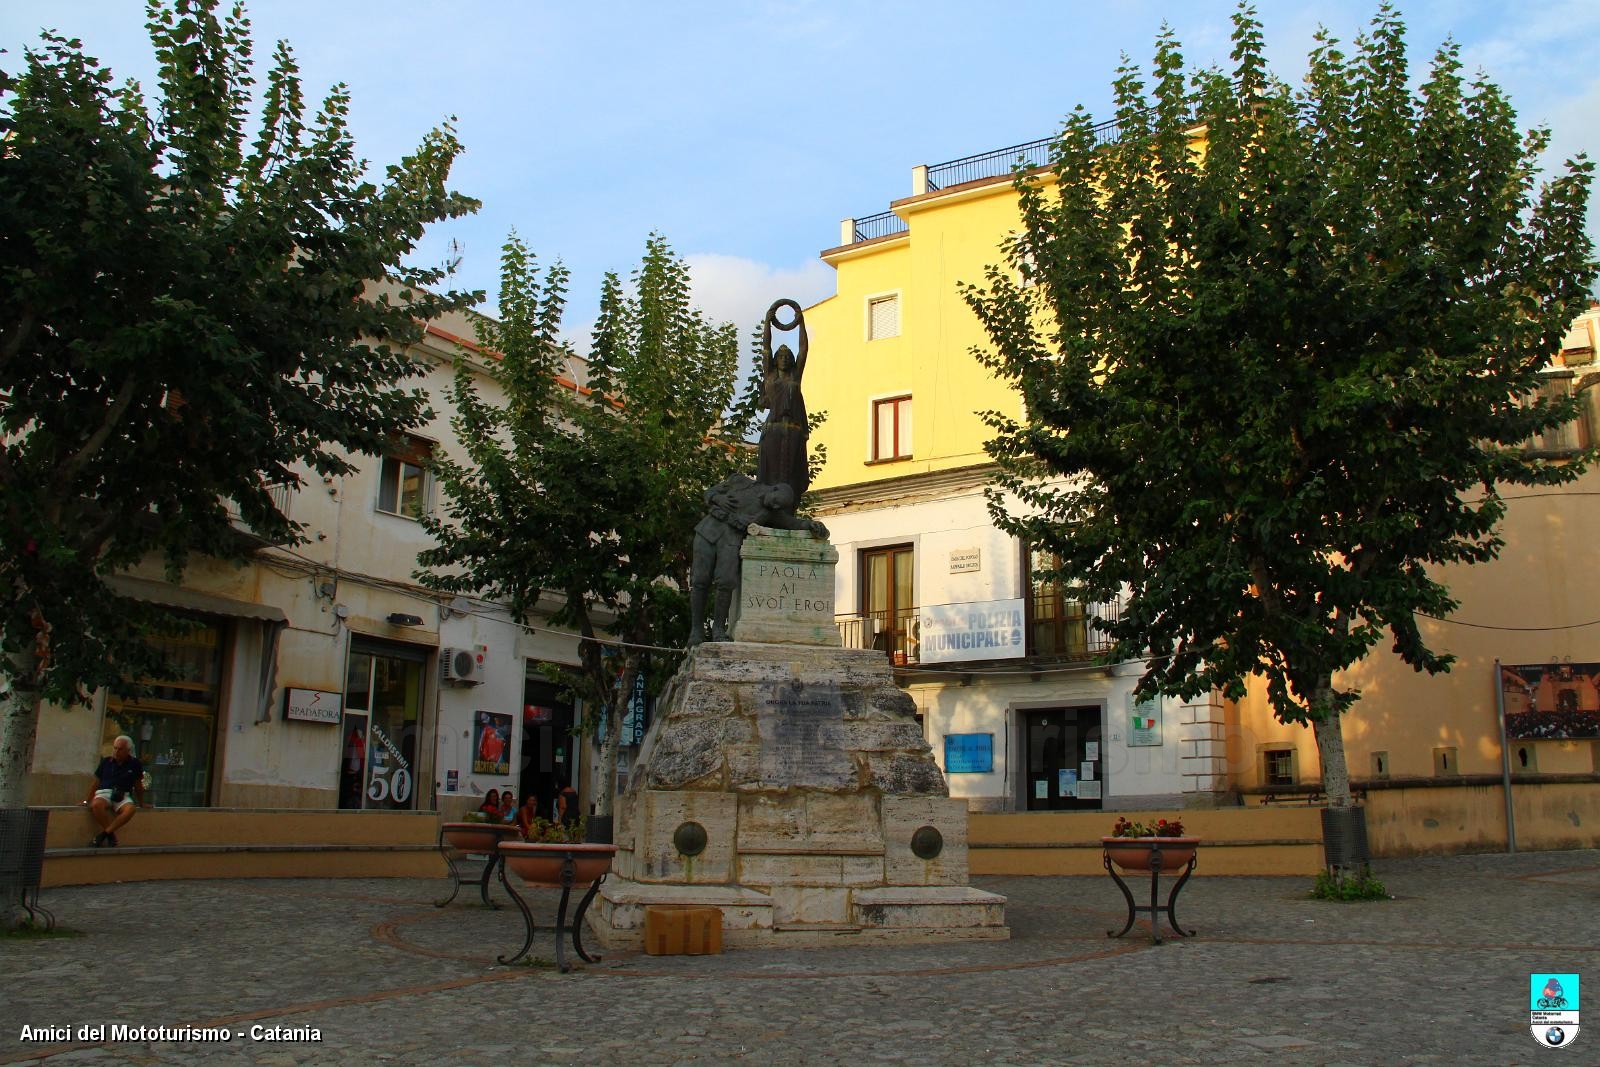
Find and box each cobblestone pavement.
[2,850,1596,1066]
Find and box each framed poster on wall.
[473,710,513,776]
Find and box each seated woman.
[476,788,503,822]
[514,793,541,839]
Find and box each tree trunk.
[1310,693,1353,809]
[591,656,640,820]
[0,650,43,809]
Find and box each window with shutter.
[867,294,899,340]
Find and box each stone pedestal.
[593,641,1008,949]
[731,527,840,646]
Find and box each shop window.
[101,620,224,808]
[1433,746,1459,776]
[871,395,912,462]
[340,640,426,810]
[377,436,433,519]
[1261,746,1297,787]
[867,294,900,340]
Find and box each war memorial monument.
[593,301,1009,948]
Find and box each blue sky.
[4,1,1596,351]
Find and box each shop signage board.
[1128,693,1163,746]
[920,599,1026,663]
[284,688,341,724]
[944,733,994,774]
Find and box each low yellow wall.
[43,848,443,887]
[968,808,1324,876]
[1360,779,1600,856]
[42,806,440,850]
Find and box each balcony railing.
[842,94,1203,244]
[223,482,294,542]
[1029,591,1122,662]
[851,210,909,243]
[836,608,920,665]
[924,112,1138,192]
[836,594,1126,667]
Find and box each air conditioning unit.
[440,646,483,686]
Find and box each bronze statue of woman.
[758,298,809,505]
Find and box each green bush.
[1310,868,1390,901]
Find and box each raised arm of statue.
[764,299,805,378]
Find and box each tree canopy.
[965,3,1596,806]
[0,0,477,807]
[420,234,758,816]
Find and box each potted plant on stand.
[1102,816,1200,872]
[435,811,521,908]
[496,816,617,971]
[1101,816,1200,944]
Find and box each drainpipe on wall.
[1495,659,1517,853]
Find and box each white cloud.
[683,253,836,339]
[555,253,835,375]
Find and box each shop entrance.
[519,673,575,820]
[1021,705,1103,811]
[340,638,428,810]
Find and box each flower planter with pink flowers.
[1101,836,1201,874]
[1102,816,1200,944]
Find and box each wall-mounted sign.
[445,769,459,793]
[1503,661,1600,740]
[949,547,982,573]
[944,733,994,774]
[919,599,1026,664]
[1128,693,1163,747]
[284,688,341,724]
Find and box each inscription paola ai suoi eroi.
[745,561,832,613]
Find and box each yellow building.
[805,126,1600,856]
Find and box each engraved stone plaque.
[755,678,854,789]
[733,527,841,646]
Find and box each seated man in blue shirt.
[83,735,150,847]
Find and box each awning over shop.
[105,575,288,624]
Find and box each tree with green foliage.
[966,4,1595,811]
[420,234,760,820]
[0,0,477,811]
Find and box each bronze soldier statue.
[689,474,827,645]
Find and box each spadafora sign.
[284,688,342,724]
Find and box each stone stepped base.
[594,638,1008,949]
[595,880,1007,950]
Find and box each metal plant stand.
[496,852,607,973]
[434,829,504,910]
[1104,842,1197,945]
